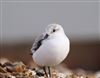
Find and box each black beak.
[44,34,49,39]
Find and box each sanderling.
[31,23,70,78]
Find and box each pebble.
[0,59,99,78]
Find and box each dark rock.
[36,71,44,77]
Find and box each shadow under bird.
[31,24,70,78]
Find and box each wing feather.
[31,33,45,54]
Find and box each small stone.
[3,62,13,67]
[56,73,67,78]
[13,62,26,72]
[8,75,16,78]
[25,69,36,76]
[36,69,45,77]
[0,66,7,73]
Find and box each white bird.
[31,24,70,77]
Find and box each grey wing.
[31,33,45,54]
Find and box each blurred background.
[0,0,100,71]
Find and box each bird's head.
[44,23,65,38]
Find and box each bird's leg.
[48,66,51,77]
[43,67,48,77]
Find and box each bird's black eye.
[53,29,56,32]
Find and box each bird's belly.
[33,38,69,66]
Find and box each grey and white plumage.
[31,23,70,77]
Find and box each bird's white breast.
[32,35,70,66]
